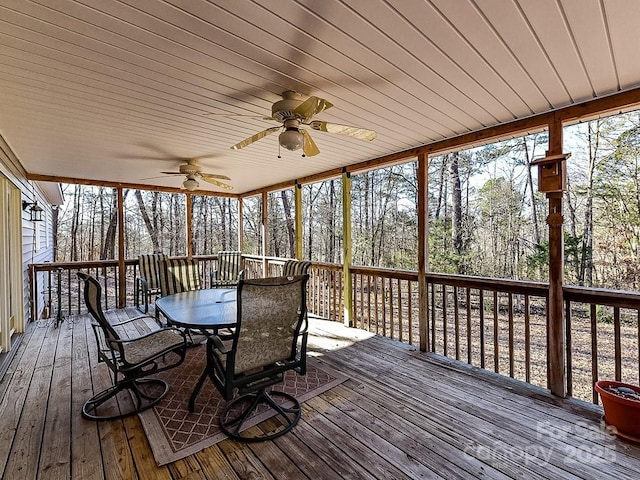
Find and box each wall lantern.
[23,200,44,222]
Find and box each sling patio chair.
[134,253,166,313]
[210,251,244,288]
[282,259,312,276]
[188,275,309,442]
[156,257,202,325]
[78,272,187,421]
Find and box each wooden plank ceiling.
[1,0,639,195]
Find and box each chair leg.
[188,368,211,412]
[219,390,301,442]
[82,378,169,421]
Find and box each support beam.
[261,191,268,277]
[417,153,430,352]
[295,182,303,259]
[546,116,567,397]
[117,187,125,308]
[237,197,244,252]
[186,193,193,258]
[342,171,353,327]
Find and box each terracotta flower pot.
[595,380,640,441]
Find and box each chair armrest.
[114,326,187,349]
[208,334,229,354]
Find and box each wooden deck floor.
[1,309,640,480]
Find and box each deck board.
[1,309,639,480]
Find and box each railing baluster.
[525,294,531,384]
[479,289,485,369]
[590,304,598,404]
[430,282,436,353]
[366,275,371,332]
[442,284,448,357]
[565,298,573,397]
[454,286,460,361]
[493,290,499,373]
[508,293,514,378]
[388,278,394,339]
[381,277,387,337]
[397,279,402,343]
[614,306,621,381]
[374,276,379,335]
[466,287,472,365]
[407,281,413,345]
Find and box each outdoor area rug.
[139,344,348,466]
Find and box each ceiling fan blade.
[139,173,182,180]
[199,172,231,181]
[201,176,234,190]
[294,96,333,119]
[231,126,280,150]
[308,120,377,141]
[301,129,320,157]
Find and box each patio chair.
[188,275,309,442]
[158,257,201,296]
[78,272,187,421]
[210,251,243,288]
[282,259,312,276]
[134,253,166,313]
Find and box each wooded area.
[54,111,640,291]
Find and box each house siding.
[1,134,56,349]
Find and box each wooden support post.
[295,182,303,260]
[546,117,567,397]
[261,191,268,277]
[342,170,353,327]
[117,187,125,308]
[186,193,193,258]
[237,197,244,252]
[417,153,430,352]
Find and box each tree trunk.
[101,188,122,260]
[280,190,295,257]
[450,152,463,272]
[71,184,81,261]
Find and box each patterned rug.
[139,345,347,466]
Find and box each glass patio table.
[155,288,237,333]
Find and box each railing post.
[238,197,244,252]
[261,191,268,278]
[546,116,567,397]
[117,187,126,308]
[342,170,353,327]
[186,193,193,258]
[295,182,303,260]
[417,153,430,352]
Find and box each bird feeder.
[531,153,570,193]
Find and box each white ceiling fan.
[230,91,377,157]
[142,158,232,191]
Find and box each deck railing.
[29,255,220,321]
[241,255,344,322]
[28,257,640,403]
[564,286,640,403]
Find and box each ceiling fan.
[144,158,232,191]
[230,91,377,157]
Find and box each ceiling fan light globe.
[279,129,304,151]
[183,178,199,191]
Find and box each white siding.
[1,134,56,345]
